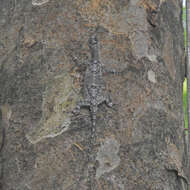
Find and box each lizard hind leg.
[105,95,113,107]
[73,100,90,113]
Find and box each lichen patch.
[1,104,12,124]
[26,73,80,144]
[32,0,49,6]
[148,70,157,83]
[96,138,120,179]
[147,54,157,62]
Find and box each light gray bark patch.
[32,0,49,6]
[147,54,157,62]
[26,73,79,144]
[148,70,157,83]
[96,138,120,179]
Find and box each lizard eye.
[91,84,97,89]
[89,35,98,45]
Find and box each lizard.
[74,34,113,189]
[74,34,113,132]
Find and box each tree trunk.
[0,0,186,189]
[186,0,190,184]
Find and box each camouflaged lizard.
[74,34,113,189]
[75,34,113,131]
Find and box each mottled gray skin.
[76,34,112,129]
[75,34,113,190]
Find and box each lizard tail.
[92,114,96,127]
[91,106,97,128]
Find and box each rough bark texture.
[0,0,186,189]
[186,0,190,184]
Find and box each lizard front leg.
[97,94,113,108]
[72,55,89,67]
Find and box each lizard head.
[89,34,98,46]
[93,60,98,64]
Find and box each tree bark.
[186,0,190,184]
[0,0,186,189]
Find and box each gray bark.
[0,0,186,189]
[186,0,190,182]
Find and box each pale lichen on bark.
[32,0,49,6]
[96,138,120,179]
[26,73,80,144]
